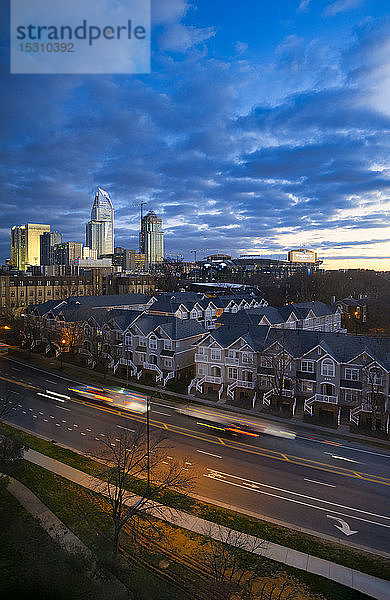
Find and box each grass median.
[2,421,389,583]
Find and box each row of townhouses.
[24,292,388,431]
[190,325,390,431]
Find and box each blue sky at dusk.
[2,0,390,268]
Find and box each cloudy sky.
[2,0,390,269]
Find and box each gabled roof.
[131,314,206,340]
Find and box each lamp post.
[146,394,151,497]
[60,338,66,370]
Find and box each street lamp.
[146,395,151,497]
[60,338,66,370]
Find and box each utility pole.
[146,395,151,496]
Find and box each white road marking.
[22,410,26,414]
[46,390,71,400]
[11,367,21,372]
[38,412,43,415]
[55,423,60,426]
[11,407,16,410]
[50,415,55,418]
[43,419,48,422]
[304,479,336,488]
[117,425,135,432]
[151,402,174,410]
[327,515,358,536]
[67,427,73,431]
[152,410,170,416]
[196,450,222,459]
[45,380,58,385]
[73,424,78,427]
[28,408,33,411]
[110,443,115,446]
[17,404,22,407]
[324,453,360,463]
[61,420,66,423]
[38,393,65,401]
[81,432,86,436]
[95,437,100,441]
[205,469,390,527]
[32,415,37,418]
[86,428,91,432]
[11,391,20,395]
[55,406,70,412]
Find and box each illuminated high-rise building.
[11,223,51,271]
[140,210,164,266]
[86,188,114,257]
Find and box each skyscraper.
[140,210,164,266]
[11,223,51,271]
[40,231,62,265]
[86,188,114,257]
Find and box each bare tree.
[89,427,195,560]
[256,581,298,600]
[262,344,295,413]
[362,363,386,430]
[60,321,86,355]
[199,524,272,600]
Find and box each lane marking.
[38,393,65,401]
[11,367,21,372]
[325,453,360,463]
[117,425,135,432]
[205,472,390,529]
[152,410,171,416]
[197,450,222,459]
[54,406,71,412]
[67,427,73,431]
[86,428,91,432]
[81,432,86,436]
[11,391,20,395]
[45,380,58,385]
[205,469,390,521]
[46,390,71,400]
[304,479,336,488]
[55,423,60,427]
[43,419,48,422]
[151,402,174,410]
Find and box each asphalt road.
[1,355,390,555]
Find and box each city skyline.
[2,1,390,270]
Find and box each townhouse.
[217,301,343,332]
[191,325,390,432]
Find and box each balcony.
[205,375,222,385]
[225,357,239,365]
[315,393,338,404]
[235,380,256,389]
[195,354,208,362]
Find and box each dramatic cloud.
[1,1,390,269]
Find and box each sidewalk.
[24,447,390,600]
[8,347,390,450]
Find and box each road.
[1,355,390,555]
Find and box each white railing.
[118,357,137,376]
[304,393,338,415]
[350,402,372,425]
[188,377,197,394]
[225,357,239,365]
[136,369,142,380]
[163,371,175,387]
[263,389,273,406]
[252,392,257,409]
[205,375,223,384]
[195,354,208,362]
[196,376,205,393]
[227,380,237,400]
[218,384,224,401]
[235,380,256,389]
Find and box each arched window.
[321,358,335,377]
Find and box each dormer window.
[149,336,157,350]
